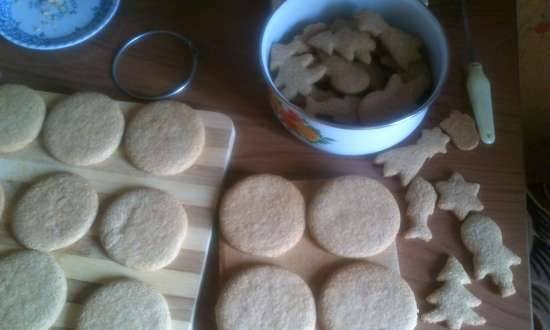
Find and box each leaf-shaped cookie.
[274,54,327,100]
[308,28,376,64]
[355,10,390,37]
[358,74,430,123]
[270,39,309,72]
[322,55,370,94]
[380,26,422,69]
[304,96,360,123]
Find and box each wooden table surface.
[0,0,531,329]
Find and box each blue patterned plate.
[0,0,119,50]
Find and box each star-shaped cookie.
[435,173,484,220]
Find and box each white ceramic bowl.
[260,0,449,155]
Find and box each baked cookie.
[296,22,328,42]
[124,101,205,175]
[0,84,46,153]
[461,214,522,297]
[0,250,67,330]
[43,92,124,166]
[440,110,480,151]
[321,55,370,94]
[274,54,327,100]
[374,127,450,186]
[359,74,431,123]
[77,279,170,330]
[270,39,309,71]
[319,262,418,330]
[12,172,99,252]
[435,172,484,221]
[219,174,305,257]
[380,27,422,69]
[304,96,359,124]
[308,176,400,258]
[355,10,390,36]
[404,176,437,241]
[100,188,188,271]
[308,28,376,64]
[364,60,390,90]
[216,265,316,330]
[422,256,486,329]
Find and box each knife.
[461,0,495,144]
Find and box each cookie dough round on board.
[219,174,306,257]
[12,172,99,252]
[308,175,400,257]
[100,188,188,270]
[77,279,170,330]
[0,250,67,330]
[124,101,205,175]
[319,262,418,330]
[0,84,46,153]
[43,92,124,166]
[216,265,316,330]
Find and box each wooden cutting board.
[0,91,235,330]
[219,179,401,305]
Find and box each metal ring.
[111,30,199,101]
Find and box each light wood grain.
[0,91,235,330]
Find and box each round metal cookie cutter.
[112,30,199,100]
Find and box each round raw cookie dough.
[319,262,418,330]
[43,92,124,166]
[0,84,46,153]
[308,175,400,258]
[0,250,67,330]
[100,188,188,270]
[77,279,170,330]
[216,265,316,330]
[219,174,305,257]
[124,101,205,175]
[12,172,99,252]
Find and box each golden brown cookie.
[440,111,480,151]
[374,127,450,186]
[308,28,376,64]
[321,55,370,94]
[319,262,418,330]
[422,256,486,329]
[308,176,400,258]
[404,176,437,241]
[461,214,522,297]
[274,54,327,100]
[355,10,390,36]
[435,172,484,221]
[220,174,305,257]
[380,27,422,69]
[270,39,309,71]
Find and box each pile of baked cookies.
[0,84,205,330]
[270,10,432,124]
[216,110,521,330]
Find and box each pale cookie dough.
[375,127,450,186]
[404,176,437,241]
[321,55,370,94]
[440,110,480,151]
[124,101,205,175]
[0,84,46,153]
[43,92,124,166]
[219,174,305,257]
[461,214,522,297]
[77,279,170,330]
[12,172,99,252]
[319,262,418,330]
[435,172,484,221]
[422,256,486,329]
[270,39,309,72]
[100,188,188,270]
[308,176,400,258]
[216,265,315,330]
[274,54,327,100]
[355,10,390,36]
[0,250,67,330]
